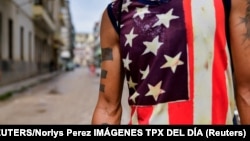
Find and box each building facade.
[73,33,94,67]
[0,0,73,87]
[60,0,75,68]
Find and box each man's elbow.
[236,86,250,106]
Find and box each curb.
[0,71,61,99]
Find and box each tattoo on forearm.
[101,70,107,78]
[241,0,250,43]
[99,48,112,93]
[100,84,105,92]
[102,48,113,61]
[99,70,107,93]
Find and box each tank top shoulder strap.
[107,0,123,34]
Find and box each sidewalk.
[0,71,61,97]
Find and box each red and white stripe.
[129,0,235,125]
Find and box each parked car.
[65,62,75,71]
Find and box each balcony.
[53,33,64,48]
[59,13,65,26]
[33,4,56,32]
[61,0,67,7]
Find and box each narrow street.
[0,67,130,124]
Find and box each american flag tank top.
[107,0,235,124]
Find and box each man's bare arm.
[230,0,250,124]
[91,9,125,125]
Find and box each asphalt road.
[0,67,130,124]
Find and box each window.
[29,32,32,62]
[8,19,13,60]
[0,13,2,59]
[34,0,42,5]
[20,26,24,61]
